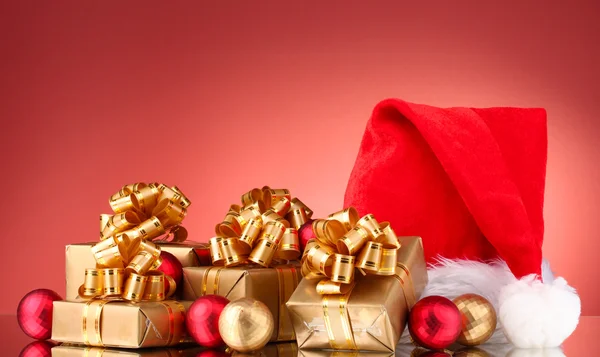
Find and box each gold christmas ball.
[218,297,274,352]
[452,294,497,346]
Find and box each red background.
[1,1,599,315]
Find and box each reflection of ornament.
[157,251,183,293]
[218,298,274,352]
[195,350,230,357]
[298,219,315,251]
[17,289,63,340]
[408,296,461,350]
[186,295,230,347]
[453,294,497,346]
[19,340,57,357]
[411,350,451,357]
[454,347,491,357]
[231,352,268,357]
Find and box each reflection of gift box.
[51,300,191,348]
[232,342,298,357]
[182,264,301,342]
[298,349,393,357]
[52,345,203,357]
[65,242,209,300]
[286,237,428,352]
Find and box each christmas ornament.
[298,219,315,251]
[218,298,274,352]
[157,251,183,293]
[17,289,63,340]
[186,295,230,347]
[195,351,229,357]
[453,293,497,346]
[408,295,461,350]
[19,340,56,357]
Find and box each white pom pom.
[499,275,581,348]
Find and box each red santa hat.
[344,98,580,348]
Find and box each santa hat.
[344,98,580,348]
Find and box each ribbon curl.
[209,186,313,268]
[79,182,192,302]
[300,207,402,294]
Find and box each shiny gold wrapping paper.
[182,264,301,342]
[66,242,209,301]
[286,237,428,352]
[52,300,193,348]
[52,345,203,357]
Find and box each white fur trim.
[398,258,580,348]
[499,275,580,348]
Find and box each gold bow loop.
[300,207,401,295]
[79,182,192,302]
[209,186,313,268]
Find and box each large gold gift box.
[286,237,428,352]
[182,264,301,342]
[52,300,192,348]
[52,345,203,357]
[66,242,209,300]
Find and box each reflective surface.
[2,315,597,356]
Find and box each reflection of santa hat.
[344,98,580,348]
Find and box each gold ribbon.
[300,208,401,294]
[394,261,417,309]
[209,187,312,268]
[79,182,191,302]
[276,265,300,341]
[81,300,186,347]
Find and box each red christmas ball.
[157,251,183,293]
[408,296,462,350]
[298,219,315,251]
[186,295,230,347]
[19,340,57,357]
[17,289,62,340]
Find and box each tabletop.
[3,315,597,356]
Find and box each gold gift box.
[66,242,210,300]
[52,345,203,357]
[52,300,192,348]
[286,237,428,352]
[182,264,301,342]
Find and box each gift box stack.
[183,186,428,352]
[18,182,429,355]
[50,182,212,350]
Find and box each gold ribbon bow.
[300,207,401,295]
[209,186,313,268]
[79,182,192,302]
